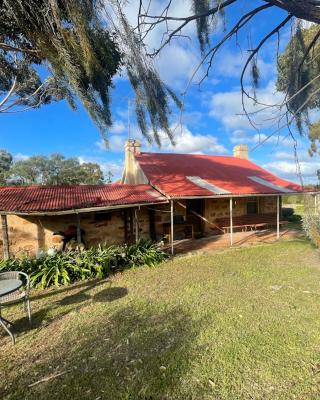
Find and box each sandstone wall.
[204,196,277,232]
[152,196,278,239]
[152,201,186,240]
[259,196,278,214]
[0,197,279,257]
[0,207,152,258]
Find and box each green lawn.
[1,240,320,399]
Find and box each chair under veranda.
[0,271,32,325]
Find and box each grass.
[1,240,320,399]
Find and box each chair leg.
[0,317,15,345]
[25,298,32,325]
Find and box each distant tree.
[8,154,105,185]
[105,171,113,184]
[77,162,105,185]
[8,156,44,185]
[317,169,320,187]
[0,149,13,184]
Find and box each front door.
[186,199,204,235]
[247,198,258,215]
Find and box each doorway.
[186,199,205,236]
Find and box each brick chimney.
[233,144,249,160]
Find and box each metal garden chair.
[0,271,32,325]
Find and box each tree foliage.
[136,0,320,154]
[3,0,320,151]
[112,8,182,146]
[7,153,105,186]
[0,149,13,184]
[0,0,182,145]
[277,24,320,155]
[0,0,122,133]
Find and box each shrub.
[302,213,320,248]
[282,207,294,218]
[0,240,168,289]
[286,214,302,223]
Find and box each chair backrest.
[0,271,30,292]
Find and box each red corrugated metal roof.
[0,184,167,213]
[135,152,305,197]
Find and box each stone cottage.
[0,140,316,257]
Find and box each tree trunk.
[266,1,320,24]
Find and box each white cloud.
[215,50,274,81]
[155,44,200,87]
[13,153,29,161]
[110,120,126,134]
[272,150,314,163]
[230,129,251,144]
[78,156,123,181]
[253,133,293,147]
[100,160,123,180]
[153,125,227,154]
[95,134,127,153]
[107,0,208,88]
[263,159,320,184]
[230,129,292,147]
[209,80,284,131]
[122,0,196,50]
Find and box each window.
[247,198,258,215]
[94,211,112,221]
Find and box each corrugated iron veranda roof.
[0,184,167,214]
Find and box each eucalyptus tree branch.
[0,77,17,108]
[176,3,273,134]
[140,0,237,56]
[239,14,292,131]
[296,28,320,75]
[252,84,320,151]
[237,25,320,132]
[0,80,48,113]
[238,72,320,118]
[0,42,40,55]
[140,0,236,22]
[198,3,273,85]
[264,0,320,24]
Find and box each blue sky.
[1,0,320,184]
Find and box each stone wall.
[152,201,186,241]
[151,196,278,239]
[0,197,279,257]
[0,207,152,258]
[259,196,278,214]
[204,196,277,232]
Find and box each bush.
[286,214,302,223]
[282,207,294,218]
[302,213,320,248]
[0,240,168,289]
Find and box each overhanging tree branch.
[239,14,293,130]
[139,0,237,56]
[0,43,40,55]
[264,0,320,24]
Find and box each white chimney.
[125,139,141,155]
[121,139,148,184]
[233,144,249,160]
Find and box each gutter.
[166,191,319,200]
[0,200,168,217]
